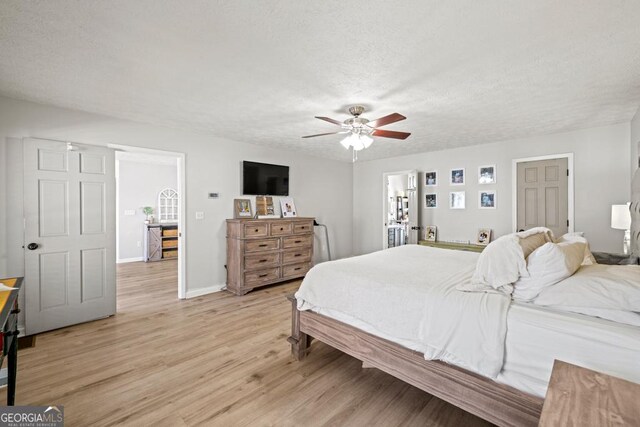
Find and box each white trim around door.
[511,153,574,234]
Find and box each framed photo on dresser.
[233,199,253,218]
[279,197,298,217]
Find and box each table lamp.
[611,204,631,254]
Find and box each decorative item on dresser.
[144,223,179,261]
[226,217,314,295]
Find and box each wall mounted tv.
[242,161,289,196]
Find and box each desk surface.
[0,278,22,327]
[539,360,640,426]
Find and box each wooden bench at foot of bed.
[286,295,543,427]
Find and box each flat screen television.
[242,161,289,196]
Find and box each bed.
[288,242,640,427]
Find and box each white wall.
[353,123,631,255]
[0,96,353,295]
[117,159,178,261]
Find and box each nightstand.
[591,251,639,265]
[539,360,640,426]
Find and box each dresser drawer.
[282,248,311,264]
[282,262,311,279]
[244,223,268,238]
[270,222,293,236]
[245,252,280,270]
[283,235,312,249]
[244,268,280,285]
[293,221,313,234]
[245,238,280,253]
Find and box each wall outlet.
[124,210,136,216]
[195,211,205,220]
[136,241,141,247]
[208,192,219,199]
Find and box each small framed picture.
[425,225,437,242]
[279,197,297,218]
[478,165,496,184]
[425,171,437,187]
[450,191,466,209]
[425,193,437,208]
[450,168,465,185]
[477,228,492,246]
[234,198,253,218]
[479,190,496,209]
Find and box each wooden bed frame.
[287,295,544,427]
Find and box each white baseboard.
[117,257,144,264]
[184,283,226,299]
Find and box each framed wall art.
[478,165,496,184]
[450,168,465,185]
[450,191,466,209]
[425,193,437,208]
[479,190,496,209]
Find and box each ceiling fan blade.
[367,113,406,128]
[301,131,347,138]
[315,116,344,126]
[371,129,411,140]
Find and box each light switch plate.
[195,211,205,220]
[124,210,136,216]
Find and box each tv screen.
[242,161,289,196]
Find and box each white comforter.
[295,245,511,378]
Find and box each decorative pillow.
[555,232,597,265]
[512,241,586,301]
[516,227,554,259]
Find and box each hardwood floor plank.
[1,260,491,426]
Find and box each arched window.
[158,188,179,223]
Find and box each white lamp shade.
[611,204,631,230]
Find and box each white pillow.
[512,241,586,301]
[534,264,640,312]
[555,232,597,265]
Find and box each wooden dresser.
[226,217,314,295]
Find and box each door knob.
[27,243,39,250]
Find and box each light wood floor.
[2,260,492,426]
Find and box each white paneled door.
[516,157,569,237]
[23,138,116,335]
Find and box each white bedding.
[498,303,640,397]
[295,244,640,397]
[296,245,511,378]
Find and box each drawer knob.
[259,244,267,247]
[295,240,301,243]
[259,259,267,263]
[254,229,259,232]
[294,254,301,257]
[280,227,284,231]
[259,274,268,278]
[294,267,301,271]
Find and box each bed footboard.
[286,294,543,427]
[287,295,310,360]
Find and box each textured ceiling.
[1,1,640,162]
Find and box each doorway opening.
[512,153,574,236]
[113,146,186,303]
[382,170,418,248]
